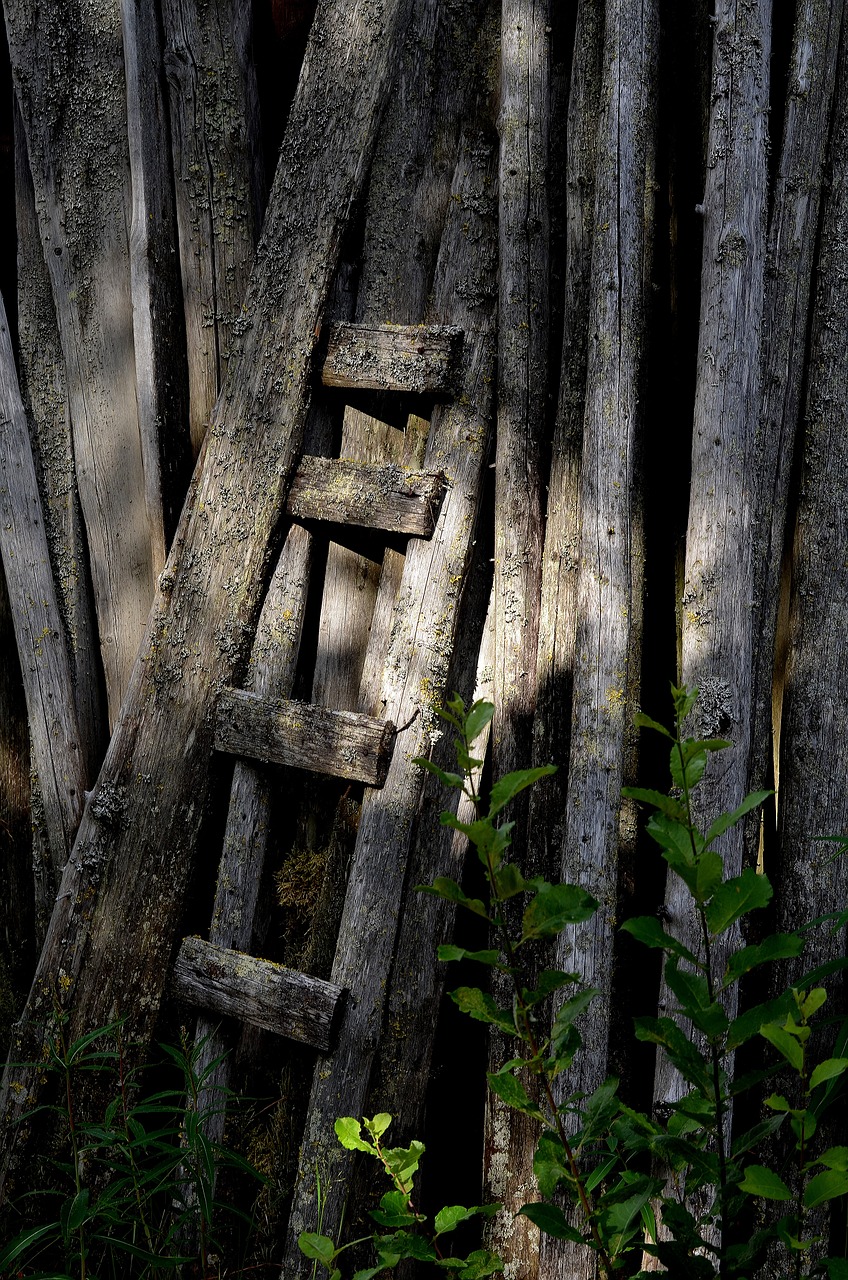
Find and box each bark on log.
[160,0,265,457]
[5,0,164,724]
[283,108,499,1274]
[215,691,396,786]
[485,1,550,1271]
[287,456,446,536]
[0,0,415,1195]
[172,936,344,1049]
[0,292,87,903]
[321,322,463,394]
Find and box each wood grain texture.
[0,0,415,1194]
[5,0,163,724]
[283,99,499,1273]
[173,936,344,1049]
[287,456,445,535]
[160,0,265,457]
[321,322,462,393]
[215,690,396,785]
[0,293,87,904]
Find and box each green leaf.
[596,1175,665,1257]
[692,850,724,902]
[64,1187,91,1233]
[726,991,796,1049]
[376,1230,437,1264]
[488,765,556,817]
[419,877,489,920]
[334,1117,373,1153]
[818,1146,848,1171]
[451,987,516,1035]
[810,1058,848,1091]
[369,1189,418,1228]
[443,1248,505,1278]
[382,1141,425,1189]
[365,1113,393,1140]
[823,1260,848,1280]
[705,791,772,845]
[646,812,702,870]
[0,1222,60,1268]
[731,1115,786,1157]
[413,758,466,790]
[298,1233,338,1264]
[665,961,729,1038]
[533,1132,571,1198]
[551,988,599,1040]
[619,916,698,965]
[579,1077,621,1145]
[520,882,598,942]
[434,1203,500,1237]
[634,1017,713,1094]
[800,987,828,1018]
[621,787,686,822]
[804,1169,848,1209]
[738,1165,792,1201]
[438,945,504,969]
[465,700,495,744]
[633,711,673,739]
[494,863,526,899]
[705,868,772,935]
[760,1022,804,1072]
[523,970,578,1007]
[518,1202,584,1242]
[669,743,708,791]
[487,1067,544,1120]
[724,932,804,984]
[352,1269,385,1280]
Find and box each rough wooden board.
[173,937,343,1050]
[215,690,396,786]
[321,321,462,393]
[160,0,265,457]
[5,0,164,724]
[0,0,415,1193]
[283,97,499,1273]
[287,455,445,535]
[0,292,87,896]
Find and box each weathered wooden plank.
[321,321,462,393]
[283,83,499,1273]
[0,0,415,1194]
[215,691,396,785]
[5,0,165,725]
[160,0,265,458]
[0,291,87,901]
[486,0,550,1270]
[287,456,445,535]
[173,937,343,1050]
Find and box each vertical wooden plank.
[0,0,416,1195]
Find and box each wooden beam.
[287,456,445,535]
[321,321,462,393]
[172,937,344,1051]
[215,690,396,786]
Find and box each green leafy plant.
[297,1113,502,1278]
[0,1013,263,1279]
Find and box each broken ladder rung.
[172,936,344,1051]
[287,456,446,536]
[214,690,396,786]
[321,321,463,394]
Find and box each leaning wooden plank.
[160,0,265,457]
[5,0,165,724]
[172,937,343,1050]
[0,0,415,1195]
[215,691,396,786]
[0,292,87,908]
[321,321,463,393]
[287,456,445,535]
[486,1,550,1271]
[283,105,499,1274]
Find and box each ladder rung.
[321,321,463,393]
[214,690,396,786]
[286,456,446,535]
[172,937,344,1051]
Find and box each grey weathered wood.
[287,456,445,536]
[173,936,343,1050]
[486,1,550,1272]
[321,322,462,393]
[283,87,499,1274]
[5,0,165,725]
[121,0,192,546]
[215,690,396,786]
[655,0,772,1112]
[549,4,657,1276]
[0,292,87,901]
[161,0,265,458]
[0,0,415,1193]
[748,0,845,845]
